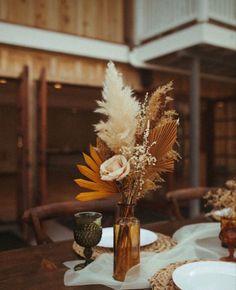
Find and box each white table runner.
[64,223,229,289]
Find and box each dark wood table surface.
[0,218,210,290]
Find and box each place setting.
[65,209,177,288]
[73,225,176,260]
[149,213,236,290]
[150,260,236,290]
[64,210,161,289]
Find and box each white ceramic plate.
[172,261,236,290]
[213,208,231,217]
[97,227,157,248]
[207,208,232,221]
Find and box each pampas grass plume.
[95,62,140,154]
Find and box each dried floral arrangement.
[75,62,179,205]
[204,179,236,218]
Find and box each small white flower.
[100,155,130,181]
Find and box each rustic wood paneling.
[2,0,34,25]
[0,45,142,90]
[0,0,8,19]
[0,0,124,42]
[59,0,77,34]
[0,45,235,98]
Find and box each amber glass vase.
[219,216,236,262]
[113,203,140,281]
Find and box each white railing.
[208,0,236,27]
[134,0,236,44]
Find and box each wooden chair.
[166,187,214,221]
[22,197,118,245]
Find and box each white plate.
[172,261,236,290]
[213,208,232,217]
[207,208,232,221]
[97,227,157,248]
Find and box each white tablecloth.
[64,223,229,289]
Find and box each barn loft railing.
[134,0,236,44]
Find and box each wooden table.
[0,218,210,290]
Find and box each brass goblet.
[74,212,102,270]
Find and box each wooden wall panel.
[0,45,235,98]
[0,0,124,43]
[1,0,33,25]
[0,45,142,90]
[59,0,77,34]
[0,0,8,19]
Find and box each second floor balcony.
[134,0,236,44]
[131,0,236,80]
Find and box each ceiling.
[148,44,236,79]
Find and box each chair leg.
[31,213,52,245]
[171,199,184,221]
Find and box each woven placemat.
[149,260,199,290]
[73,232,176,260]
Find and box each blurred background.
[0,0,235,249]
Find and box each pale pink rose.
[100,155,130,181]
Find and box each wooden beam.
[27,70,38,210]
[16,66,29,220]
[38,68,48,205]
[189,57,201,217]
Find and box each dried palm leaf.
[155,158,175,173]
[139,121,178,192]
[149,120,177,161]
[75,145,118,201]
[76,191,116,202]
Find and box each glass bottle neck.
[117,203,135,218]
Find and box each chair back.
[166,187,214,220]
[22,197,118,245]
